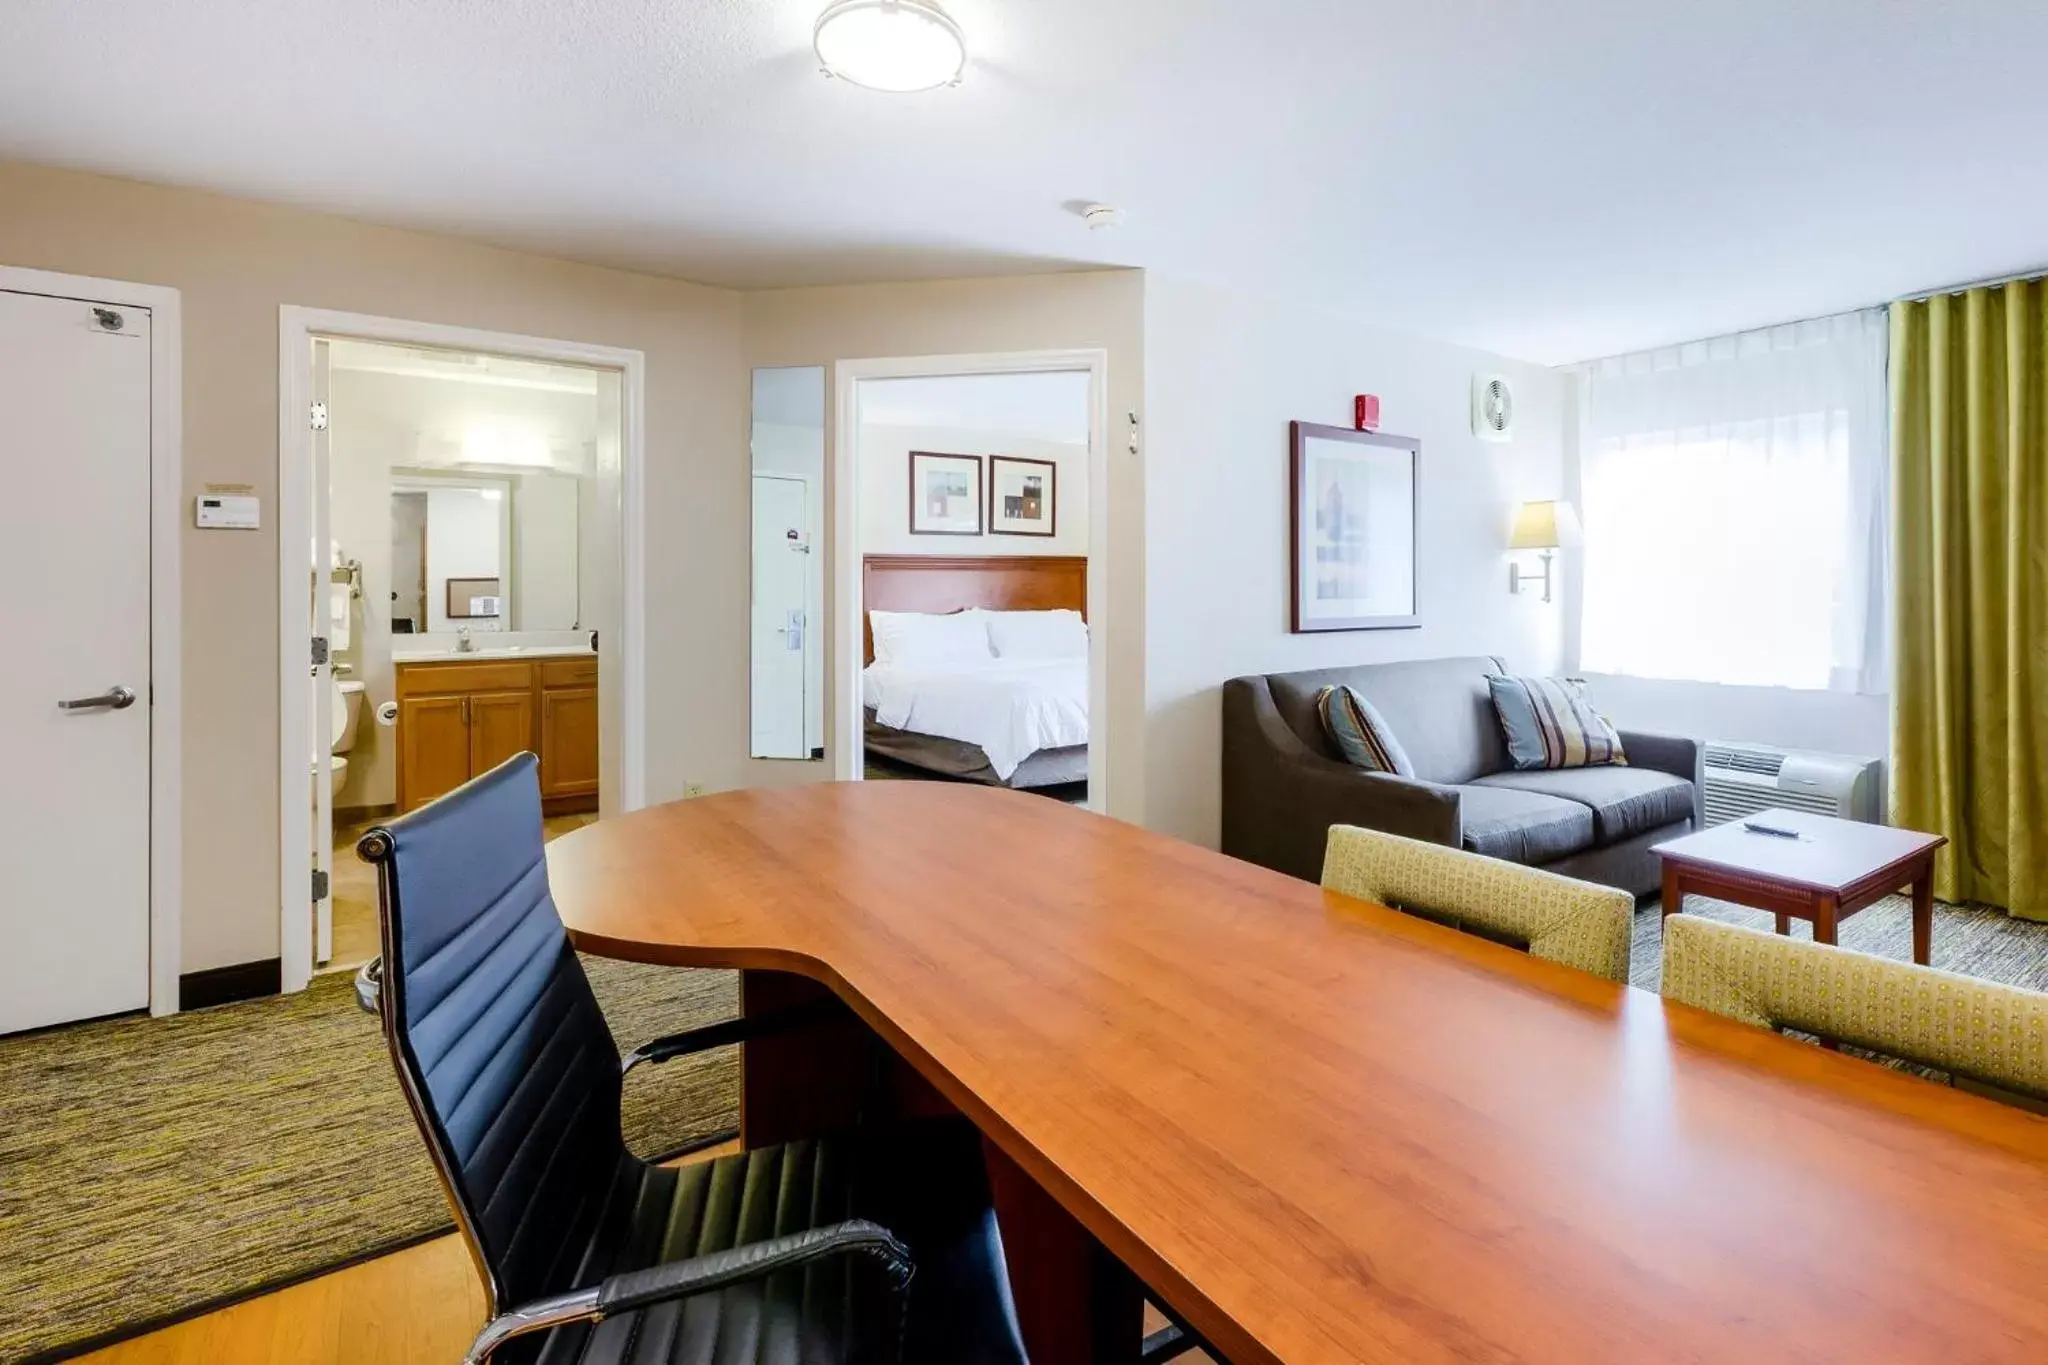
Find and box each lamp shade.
[1507,500,1583,550]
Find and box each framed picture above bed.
[988,455,1057,537]
[908,451,984,536]
[1289,420,1420,632]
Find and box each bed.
[862,554,1089,789]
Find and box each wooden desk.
[548,783,2048,1365]
[1655,807,1946,963]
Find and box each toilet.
[315,678,367,800]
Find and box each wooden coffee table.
[1653,808,1947,964]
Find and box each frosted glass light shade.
[814,0,966,93]
[1508,500,1584,550]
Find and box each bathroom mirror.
[388,471,581,634]
[750,366,825,760]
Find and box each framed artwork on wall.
[1289,421,1420,632]
[445,575,504,620]
[908,451,984,536]
[988,455,1057,537]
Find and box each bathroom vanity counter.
[391,644,597,664]
[393,655,599,814]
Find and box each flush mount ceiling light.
[814,0,966,93]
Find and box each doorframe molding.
[277,307,647,995]
[830,350,1109,809]
[0,265,183,1018]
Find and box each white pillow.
[869,609,993,666]
[985,609,1088,660]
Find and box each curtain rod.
[1563,261,2048,370]
[1894,261,2048,304]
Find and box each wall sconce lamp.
[1507,499,1582,603]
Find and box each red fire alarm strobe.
[1354,394,1381,431]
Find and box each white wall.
[858,424,1087,557]
[513,471,582,631]
[1577,674,1891,760]
[423,486,506,631]
[1142,274,1569,848]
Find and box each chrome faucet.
[456,626,475,653]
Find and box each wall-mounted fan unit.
[1472,374,1514,442]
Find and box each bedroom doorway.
[831,354,1108,809]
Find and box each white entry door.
[0,289,153,1033]
[751,474,810,758]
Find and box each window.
[1576,310,1889,692]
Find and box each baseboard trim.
[178,958,282,1011]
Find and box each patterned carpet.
[0,958,738,1363]
[1629,893,2048,993]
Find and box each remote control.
[1742,820,1801,839]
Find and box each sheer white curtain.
[1576,309,1889,692]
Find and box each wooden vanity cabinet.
[394,656,599,814]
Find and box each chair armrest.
[463,1219,913,1365]
[1619,730,1703,826]
[621,999,845,1076]
[1223,676,1462,881]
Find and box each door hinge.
[311,636,330,666]
[309,401,329,431]
[311,868,330,902]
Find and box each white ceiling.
[4,1,2045,363]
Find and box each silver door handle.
[59,686,136,712]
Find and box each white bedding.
[863,656,1088,781]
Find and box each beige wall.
[741,272,1147,821]
[0,161,1147,974]
[0,160,746,973]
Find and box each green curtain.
[1890,280,2048,920]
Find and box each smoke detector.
[1472,373,1515,442]
[1081,203,1125,231]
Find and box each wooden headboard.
[862,554,1088,665]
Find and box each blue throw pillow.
[1315,684,1416,777]
[1486,675,1628,770]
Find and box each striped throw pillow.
[1314,685,1416,777]
[1486,675,1628,771]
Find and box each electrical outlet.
[683,781,708,799]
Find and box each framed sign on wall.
[1289,421,1420,632]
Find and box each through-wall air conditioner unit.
[1699,743,1882,826]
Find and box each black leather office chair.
[358,754,1028,1365]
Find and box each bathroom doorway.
[279,310,645,993]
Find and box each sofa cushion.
[1314,685,1416,776]
[1472,766,1695,843]
[1485,674,1628,770]
[1265,656,1510,785]
[1453,784,1596,865]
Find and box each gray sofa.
[1221,655,1701,897]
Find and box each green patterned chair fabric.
[1661,913,2048,1106]
[1320,824,1634,982]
